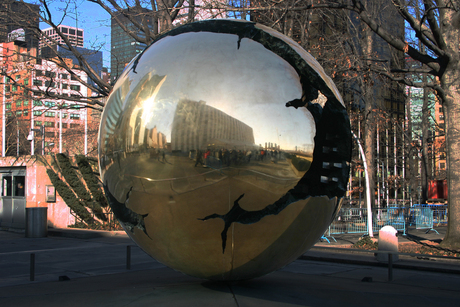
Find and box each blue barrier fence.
[325,205,447,237]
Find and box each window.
[44,81,56,88]
[60,73,68,79]
[70,113,80,119]
[24,78,29,85]
[35,121,42,126]
[61,83,68,89]
[5,103,11,110]
[2,176,12,196]
[33,80,43,86]
[33,100,42,106]
[14,176,25,196]
[70,85,81,91]
[24,100,29,106]
[45,111,55,117]
[44,121,54,127]
[69,29,76,35]
[70,123,79,128]
[77,30,82,36]
[12,85,17,92]
[16,111,22,117]
[61,113,68,118]
[6,112,12,117]
[16,101,22,107]
[35,70,43,76]
[58,122,68,128]
[23,110,29,117]
[33,110,42,116]
[45,71,56,78]
[44,101,56,107]
[71,74,78,81]
[61,27,68,34]
[15,75,20,80]
[5,85,10,92]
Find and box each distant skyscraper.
[40,25,84,49]
[0,0,39,49]
[111,9,153,80]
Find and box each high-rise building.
[0,0,39,49]
[40,25,84,49]
[111,10,153,80]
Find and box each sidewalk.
[1,226,459,306]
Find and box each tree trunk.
[441,77,460,249]
[363,89,376,209]
[420,85,430,204]
[439,9,460,249]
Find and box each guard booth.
[0,167,26,228]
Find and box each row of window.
[44,27,83,36]
[34,121,80,129]
[6,110,81,120]
[32,80,81,91]
[5,71,80,83]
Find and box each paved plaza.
[0,227,459,306]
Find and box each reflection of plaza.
[171,99,255,152]
[102,151,305,201]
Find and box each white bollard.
[377,225,399,263]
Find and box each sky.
[30,0,112,67]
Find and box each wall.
[0,155,75,228]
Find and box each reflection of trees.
[171,99,255,152]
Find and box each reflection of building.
[148,126,166,149]
[171,99,255,152]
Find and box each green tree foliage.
[56,153,92,202]
[46,153,110,226]
[76,155,109,208]
[46,168,95,224]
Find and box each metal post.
[30,253,35,281]
[388,253,393,282]
[126,245,131,270]
[41,125,45,155]
[352,132,373,237]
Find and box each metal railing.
[326,205,448,237]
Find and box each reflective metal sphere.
[98,19,351,280]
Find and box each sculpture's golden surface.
[98,20,351,280]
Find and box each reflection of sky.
[119,32,316,152]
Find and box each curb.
[48,228,128,239]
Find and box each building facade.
[0,41,99,157]
[110,10,153,80]
[40,25,84,49]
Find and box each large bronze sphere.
[98,19,351,280]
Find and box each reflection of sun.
[141,76,167,122]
